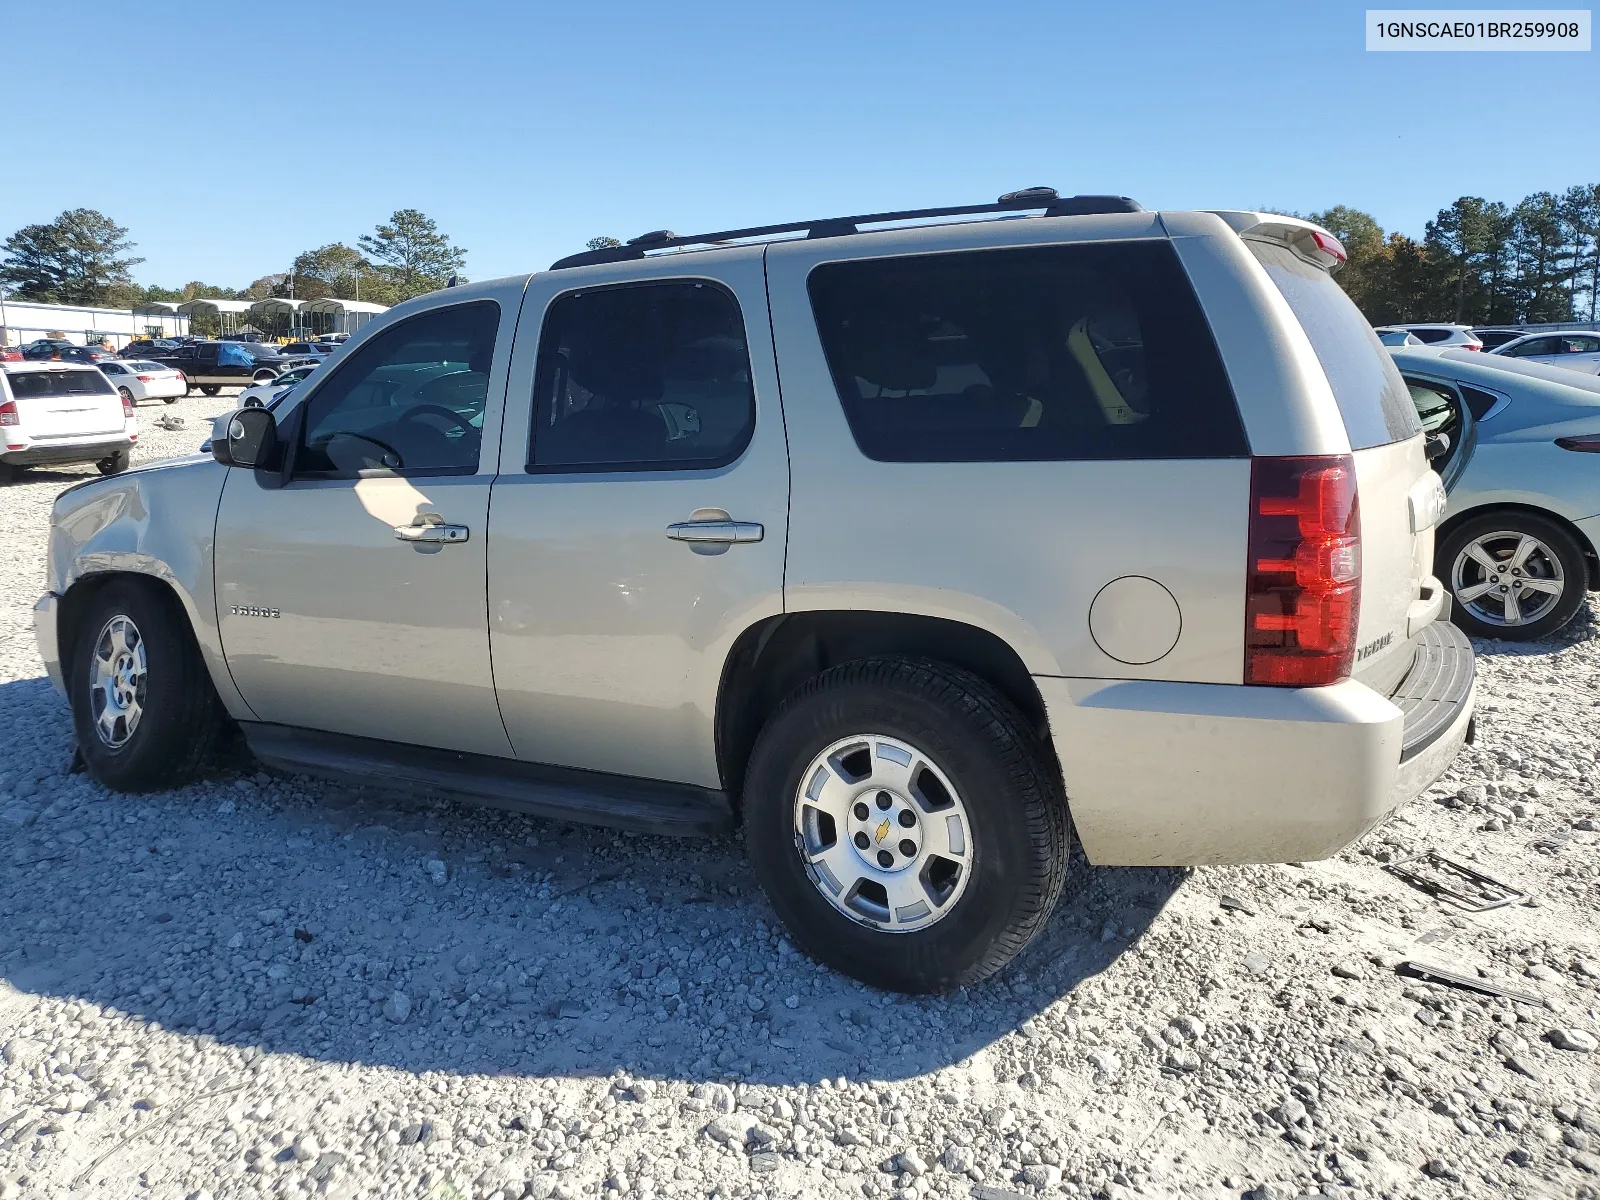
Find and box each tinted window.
[1505,336,1559,357]
[1251,242,1421,448]
[126,361,165,372]
[297,301,498,476]
[530,281,755,471]
[1409,328,1452,344]
[1462,385,1501,420]
[5,370,115,398]
[1566,336,1600,353]
[100,362,125,374]
[808,242,1245,462]
[1404,378,1458,436]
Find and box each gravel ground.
[1,388,1598,1200]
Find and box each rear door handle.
[394,514,470,544]
[666,519,764,545]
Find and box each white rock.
[1550,1028,1598,1053]
[1086,1049,1122,1075]
[896,1149,928,1176]
[424,859,448,885]
[0,804,37,828]
[291,1133,320,1162]
[2,1039,44,1068]
[705,1112,758,1145]
[1021,1163,1061,1188]
[383,991,412,1023]
[940,1144,974,1173]
[257,907,284,925]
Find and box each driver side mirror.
[214,407,278,469]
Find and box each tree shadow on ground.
[0,675,1182,1089]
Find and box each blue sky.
[4,1,1594,289]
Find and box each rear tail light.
[1463,343,1482,351]
[136,374,154,382]
[1309,230,1347,264]
[1245,455,1361,687]
[1556,435,1600,453]
[0,400,17,427]
[177,372,186,382]
[121,394,135,419]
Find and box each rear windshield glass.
[1250,242,1421,449]
[126,361,165,371]
[5,370,116,398]
[808,241,1247,462]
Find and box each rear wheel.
[0,462,23,485]
[201,385,220,396]
[744,657,1071,993]
[117,385,135,406]
[97,449,131,475]
[70,580,225,791]
[1438,512,1587,641]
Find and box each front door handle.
[666,519,764,545]
[394,513,470,544]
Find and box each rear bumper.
[2,434,133,466]
[34,592,64,695]
[1037,623,1475,866]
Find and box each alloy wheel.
[88,614,147,748]
[1451,530,1564,628]
[792,734,972,932]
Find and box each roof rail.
[548,188,1144,270]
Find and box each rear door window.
[1249,241,1421,448]
[1506,336,1559,357]
[529,281,755,471]
[1409,328,1451,344]
[807,241,1246,462]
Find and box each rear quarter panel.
[766,219,1252,683]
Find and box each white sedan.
[1489,331,1600,375]
[97,359,187,404]
[235,363,318,408]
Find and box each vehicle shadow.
[0,674,1181,1088]
[1468,593,1598,658]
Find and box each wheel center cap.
[846,789,922,873]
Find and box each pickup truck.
[152,341,313,395]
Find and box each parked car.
[35,193,1474,993]
[1390,346,1600,640]
[1487,331,1600,375]
[97,359,188,405]
[0,346,22,362]
[151,340,312,395]
[22,338,76,360]
[120,338,179,359]
[279,341,335,358]
[1471,328,1526,351]
[0,362,137,482]
[234,363,316,409]
[1376,324,1483,350]
[1377,329,1425,347]
[60,345,119,364]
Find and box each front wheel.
[744,657,1071,993]
[97,449,131,475]
[70,580,225,791]
[1438,512,1588,640]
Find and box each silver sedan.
[1391,348,1600,640]
[1488,331,1600,375]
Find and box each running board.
[239,722,734,838]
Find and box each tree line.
[0,209,468,323]
[1311,183,1600,326]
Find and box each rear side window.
[1462,385,1501,420]
[807,242,1246,462]
[1250,242,1421,449]
[1408,328,1451,344]
[5,370,115,398]
[530,281,755,471]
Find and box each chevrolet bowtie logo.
[874,819,890,845]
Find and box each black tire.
[744,657,1070,993]
[117,385,136,406]
[69,579,225,791]
[163,395,180,405]
[200,385,220,396]
[96,449,131,475]
[0,462,22,484]
[1438,511,1588,641]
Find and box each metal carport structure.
[176,298,256,337]
[300,298,388,337]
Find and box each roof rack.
[548,188,1144,270]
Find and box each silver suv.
[34,189,1476,993]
